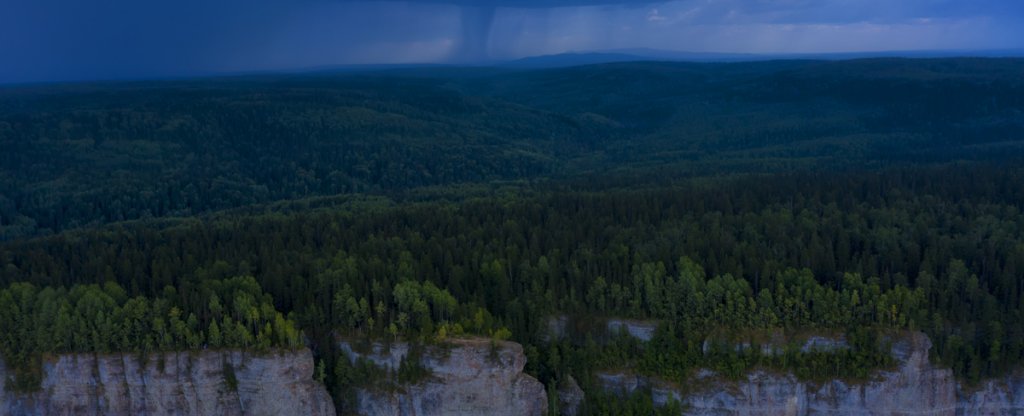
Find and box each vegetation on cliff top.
[0,276,300,391]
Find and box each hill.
[2,58,1023,239]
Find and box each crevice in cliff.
[90,353,104,415]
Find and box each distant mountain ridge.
[500,48,1024,68]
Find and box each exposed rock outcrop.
[558,375,585,416]
[606,319,659,342]
[0,349,334,416]
[546,315,569,342]
[597,332,1024,415]
[544,316,661,343]
[959,375,1024,415]
[596,371,649,395]
[339,338,547,416]
[700,332,849,356]
[680,335,956,415]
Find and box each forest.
[3,58,1024,239]
[0,275,301,390]
[1,58,1024,413]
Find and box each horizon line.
[3,48,1024,87]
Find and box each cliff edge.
[339,337,547,416]
[0,349,334,416]
[595,331,1024,415]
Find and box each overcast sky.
[2,0,1023,83]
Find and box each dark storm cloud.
[1,0,1021,83]
[341,0,660,7]
[1,0,288,82]
[673,0,1024,25]
[344,0,667,62]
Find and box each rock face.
[0,349,335,416]
[606,319,659,342]
[340,338,547,416]
[544,316,662,343]
[557,375,585,416]
[959,375,1024,415]
[546,315,569,341]
[598,332,1024,416]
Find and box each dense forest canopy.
[1,58,1023,413]
[3,59,1024,239]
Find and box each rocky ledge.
[339,337,547,416]
[0,349,335,416]
[596,331,1024,415]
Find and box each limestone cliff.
[0,349,334,416]
[606,319,658,342]
[959,375,1024,415]
[557,375,585,416]
[339,338,547,416]
[595,332,1024,415]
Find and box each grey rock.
[598,332,1024,416]
[596,371,648,395]
[701,333,845,357]
[800,336,849,353]
[546,315,569,341]
[606,319,658,342]
[341,338,547,416]
[0,349,334,416]
[558,375,585,416]
[958,375,1024,416]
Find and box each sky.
[1,0,1023,83]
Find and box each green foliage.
[583,388,683,416]
[5,163,1021,384]
[0,277,300,391]
[396,344,432,385]
[314,359,327,384]
[492,327,513,341]
[222,361,239,392]
[330,355,368,414]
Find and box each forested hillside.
[2,58,1024,413]
[3,163,1024,403]
[3,59,1024,239]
